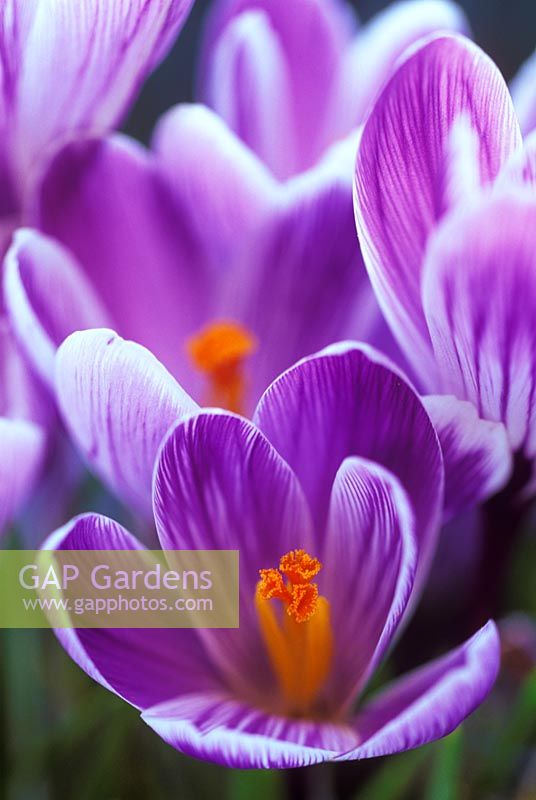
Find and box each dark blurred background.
[125,0,536,143]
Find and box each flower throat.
[255,549,334,717]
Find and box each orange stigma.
[255,549,333,716]
[187,320,257,414]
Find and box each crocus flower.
[4,105,378,426]
[199,0,468,179]
[45,329,498,768]
[0,0,196,537]
[354,33,536,507]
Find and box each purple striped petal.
[4,229,111,387]
[153,411,313,696]
[200,11,296,179]
[511,48,536,137]
[152,104,278,259]
[354,34,521,387]
[44,514,213,710]
[422,192,536,458]
[338,621,499,760]
[322,458,417,711]
[4,0,194,201]
[424,396,512,520]
[329,0,469,139]
[0,417,45,535]
[254,344,443,587]
[55,329,198,517]
[200,0,355,175]
[142,692,358,768]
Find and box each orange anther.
[258,568,291,603]
[287,582,319,623]
[279,549,322,585]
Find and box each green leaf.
[228,770,283,800]
[357,747,432,800]
[424,729,463,800]
[477,669,536,792]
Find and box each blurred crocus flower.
[4,105,379,420]
[0,0,195,536]
[46,329,499,768]
[200,0,468,179]
[354,33,536,509]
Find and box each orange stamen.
[187,320,257,414]
[255,549,333,715]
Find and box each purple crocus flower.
[0,0,195,536]
[3,105,379,423]
[200,0,468,179]
[45,329,498,768]
[354,33,536,506]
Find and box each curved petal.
[199,0,355,173]
[34,135,208,390]
[423,396,512,520]
[152,103,278,259]
[4,0,194,199]
[254,343,443,587]
[142,691,358,768]
[354,34,521,387]
[201,11,296,179]
[329,0,469,138]
[422,192,536,458]
[0,417,45,535]
[230,163,376,407]
[154,411,313,561]
[43,514,213,711]
[153,410,314,695]
[338,621,499,760]
[55,329,198,517]
[323,458,417,711]
[511,48,536,137]
[4,229,111,387]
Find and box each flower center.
[255,549,334,716]
[187,320,257,414]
